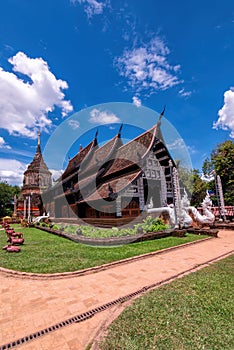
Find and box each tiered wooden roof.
[62,138,96,179]
[81,170,141,203]
[103,125,157,178]
[54,108,175,205]
[78,132,122,178]
[78,125,157,203]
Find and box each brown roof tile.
[82,170,141,202]
[74,173,97,190]
[62,140,95,178]
[79,134,122,176]
[104,125,157,176]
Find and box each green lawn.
[99,255,234,350]
[0,224,207,274]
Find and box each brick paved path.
[0,230,233,350]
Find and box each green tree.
[202,140,234,205]
[0,180,21,217]
[178,167,207,207]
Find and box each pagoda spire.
[38,131,41,146]
[36,131,41,153]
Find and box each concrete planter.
[187,228,219,237]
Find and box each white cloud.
[213,88,234,138]
[0,158,64,186]
[179,88,192,98]
[89,108,120,124]
[187,145,197,155]
[167,138,187,151]
[0,158,26,186]
[50,169,63,183]
[0,137,11,149]
[68,119,80,129]
[115,36,181,95]
[72,0,108,18]
[0,51,73,139]
[132,95,142,107]
[167,138,196,154]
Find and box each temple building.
[42,109,176,224]
[16,132,52,218]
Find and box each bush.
[138,216,168,233]
[43,220,168,238]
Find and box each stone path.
[0,230,233,350]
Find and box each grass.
[0,224,207,274]
[99,255,234,350]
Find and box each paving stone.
[0,230,233,349]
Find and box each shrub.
[139,216,168,233]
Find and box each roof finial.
[157,105,166,126]
[118,123,123,137]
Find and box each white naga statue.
[147,190,215,228]
[147,197,154,209]
[33,212,50,223]
[180,189,193,228]
[146,189,192,228]
[164,189,193,228]
[188,191,215,225]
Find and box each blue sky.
[0,0,233,185]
